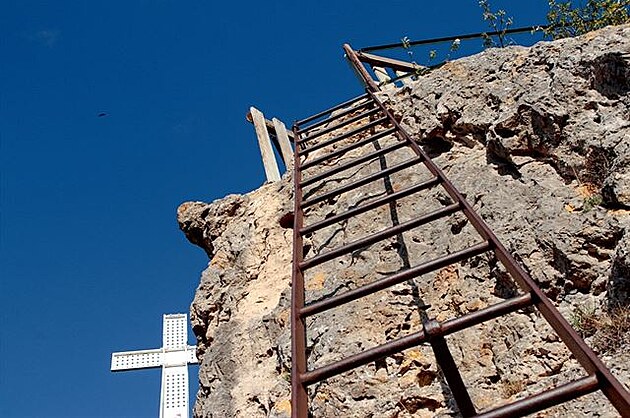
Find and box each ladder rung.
[301,140,407,188]
[301,116,389,155]
[300,203,462,270]
[301,177,440,236]
[300,327,428,386]
[297,99,374,134]
[298,107,381,144]
[474,374,600,418]
[300,241,491,317]
[296,93,369,127]
[299,285,525,385]
[301,127,397,171]
[440,293,533,335]
[301,156,422,209]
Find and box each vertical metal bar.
[343,43,380,92]
[291,125,308,418]
[424,320,477,417]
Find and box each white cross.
[111,313,198,418]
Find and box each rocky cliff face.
[178,24,630,417]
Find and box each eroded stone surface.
[178,25,630,418]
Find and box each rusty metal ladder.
[289,89,630,418]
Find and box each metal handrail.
[359,24,548,53]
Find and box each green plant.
[546,0,630,39]
[583,194,603,211]
[569,304,630,353]
[428,38,461,62]
[447,38,461,60]
[570,304,599,336]
[401,36,421,73]
[400,36,432,77]
[478,0,514,47]
[401,36,415,62]
[280,370,291,383]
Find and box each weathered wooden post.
[272,117,294,170]
[250,106,281,182]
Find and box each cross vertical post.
[111,313,198,418]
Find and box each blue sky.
[1,1,549,417]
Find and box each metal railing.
[344,25,549,90]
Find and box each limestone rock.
[179,25,630,417]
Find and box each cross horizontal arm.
[111,345,198,372]
[111,348,163,371]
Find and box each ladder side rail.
[291,124,309,418]
[343,44,379,92]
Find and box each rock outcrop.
[178,24,630,417]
